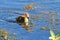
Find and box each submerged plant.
[49,30,60,40]
[0,30,8,40]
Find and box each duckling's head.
[24,12,29,19]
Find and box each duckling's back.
[16,16,25,25]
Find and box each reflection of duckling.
[16,12,29,26]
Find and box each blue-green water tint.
[0,0,60,40]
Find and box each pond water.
[0,0,60,40]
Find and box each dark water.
[0,0,60,40]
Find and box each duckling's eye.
[27,17,29,19]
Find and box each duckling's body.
[16,13,29,26]
[17,16,25,25]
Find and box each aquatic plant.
[49,30,60,40]
[0,30,8,40]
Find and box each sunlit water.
[0,0,60,40]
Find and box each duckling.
[16,13,32,31]
[16,12,29,26]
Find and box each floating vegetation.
[41,26,49,31]
[25,4,34,11]
[0,29,8,40]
